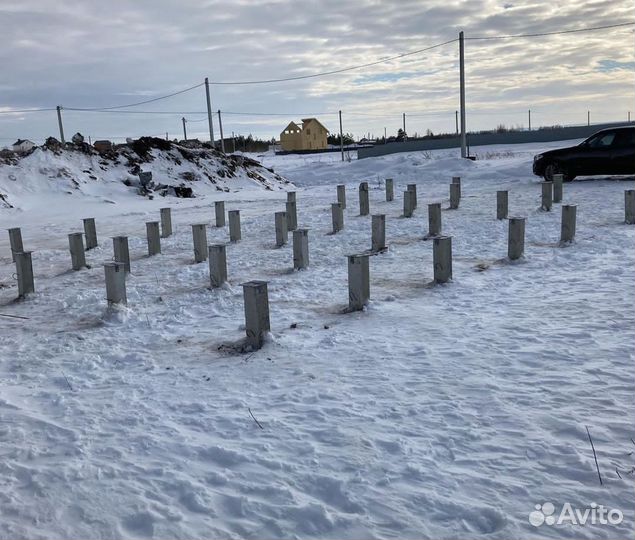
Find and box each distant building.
[12,139,35,153]
[280,118,329,151]
[93,140,113,153]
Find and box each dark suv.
[533,126,635,181]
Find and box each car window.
[611,129,635,148]
[588,132,616,148]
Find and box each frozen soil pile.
[0,137,290,208]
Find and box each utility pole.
[384,126,387,142]
[587,110,590,126]
[528,109,531,131]
[402,113,406,136]
[181,117,187,141]
[339,110,344,162]
[56,105,65,143]
[217,110,225,153]
[165,132,168,141]
[204,77,215,147]
[455,111,459,136]
[459,31,467,158]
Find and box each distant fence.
[357,121,635,159]
[274,145,372,156]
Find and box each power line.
[465,21,635,40]
[64,109,206,115]
[196,22,634,85]
[59,109,334,116]
[57,39,458,115]
[65,82,204,111]
[207,39,459,85]
[62,108,460,118]
[61,108,339,116]
[0,85,205,114]
[63,107,420,118]
[59,108,461,118]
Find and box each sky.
[0,0,634,145]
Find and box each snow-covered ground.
[0,140,633,540]
[0,139,289,211]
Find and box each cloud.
[0,0,633,143]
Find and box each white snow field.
[0,140,633,540]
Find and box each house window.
[306,128,311,135]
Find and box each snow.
[0,140,634,539]
[0,141,289,211]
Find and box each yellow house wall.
[300,120,328,150]
[280,131,303,151]
[280,123,303,151]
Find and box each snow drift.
[0,137,290,209]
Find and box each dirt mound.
[0,137,290,208]
[131,136,172,156]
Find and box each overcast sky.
[1,0,633,144]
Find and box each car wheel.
[544,162,574,182]
[543,163,558,182]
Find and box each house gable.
[301,118,329,134]
[281,122,301,136]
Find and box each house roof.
[281,118,330,136]
[281,121,301,132]
[301,118,329,133]
[13,139,34,146]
